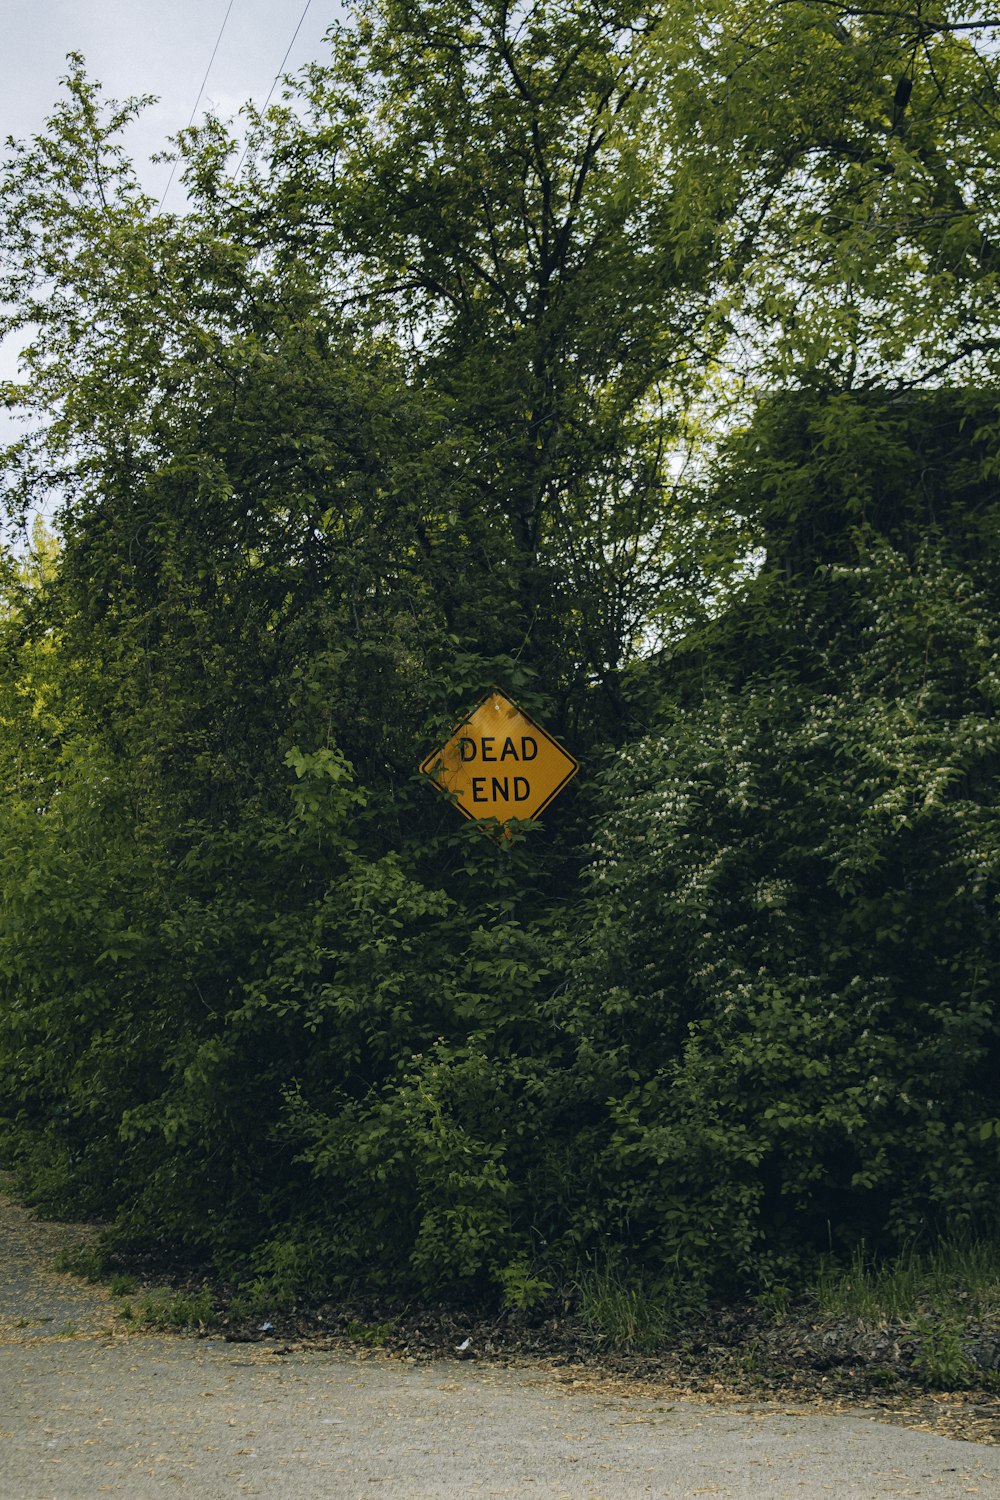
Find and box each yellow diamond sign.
[420,690,579,825]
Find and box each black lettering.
[500,736,518,761]
[491,776,510,801]
[459,737,477,762]
[481,736,496,761]
[471,776,487,803]
[514,776,530,801]
[521,737,538,761]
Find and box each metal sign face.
[420,690,579,825]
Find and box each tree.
[572,394,1000,1283]
[693,1,1000,392]
[150,0,771,724]
[1,2,998,1302]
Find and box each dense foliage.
[0,1,998,1309]
[569,394,1000,1290]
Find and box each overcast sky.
[3,0,343,201]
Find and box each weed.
[913,1317,974,1391]
[755,1283,792,1319]
[345,1319,396,1347]
[55,1244,111,1283]
[814,1235,1000,1324]
[110,1273,138,1297]
[135,1288,216,1331]
[225,1286,270,1326]
[575,1260,681,1353]
[498,1257,553,1314]
[736,1341,764,1378]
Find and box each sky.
[2,0,343,203]
[1,0,346,459]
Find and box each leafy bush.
[567,539,1000,1287]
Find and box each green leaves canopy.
[0,2,998,1301]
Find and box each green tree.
[570,392,1000,1286]
[1,2,998,1304]
[696,1,1000,391]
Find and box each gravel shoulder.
[3,1186,1000,1499]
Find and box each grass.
[54,1243,112,1283]
[570,1234,1000,1384]
[574,1260,687,1353]
[121,1287,217,1331]
[811,1233,1000,1390]
[814,1234,1000,1324]
[54,1240,214,1331]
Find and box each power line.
[233,0,314,182]
[159,0,238,209]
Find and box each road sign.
[420,689,579,826]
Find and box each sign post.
[420,689,578,829]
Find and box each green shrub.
[568,540,1000,1287]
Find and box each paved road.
[2,1191,1000,1499]
[4,1336,1000,1499]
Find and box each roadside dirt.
[225,1287,999,1438]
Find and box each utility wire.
[159,0,238,209]
[233,0,314,182]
